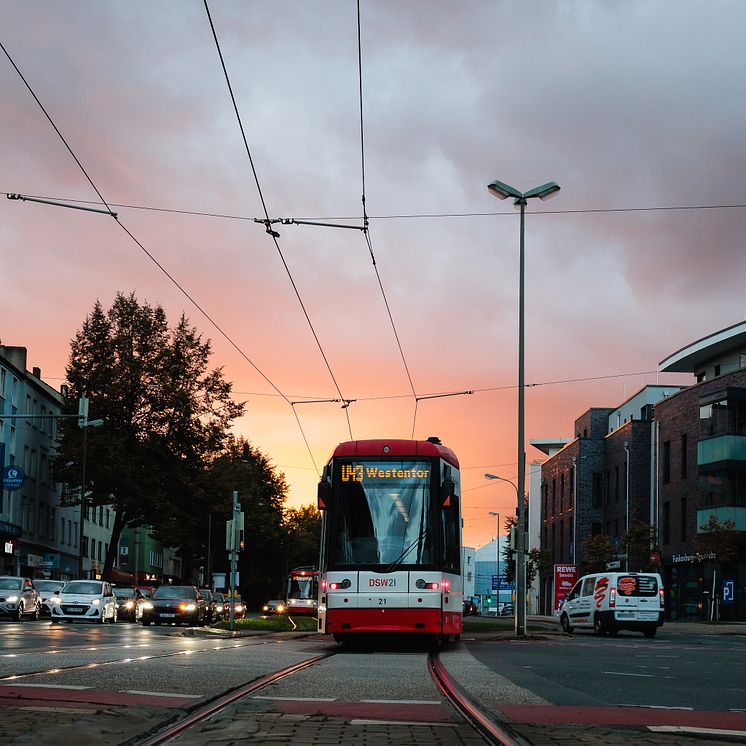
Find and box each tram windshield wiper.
[380,527,432,574]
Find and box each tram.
[316,437,463,643]
[286,566,319,615]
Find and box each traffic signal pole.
[226,490,244,632]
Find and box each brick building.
[537,320,746,622]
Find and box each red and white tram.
[286,566,319,615]
[316,437,463,643]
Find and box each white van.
[560,572,664,638]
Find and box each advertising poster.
[553,564,578,613]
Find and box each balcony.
[698,435,746,468]
[697,507,746,532]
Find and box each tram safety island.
[316,437,463,643]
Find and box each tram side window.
[441,506,460,573]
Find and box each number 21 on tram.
[316,437,463,643]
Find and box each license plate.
[160,613,176,618]
[67,608,84,614]
[638,612,658,620]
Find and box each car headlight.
[262,605,269,611]
[179,603,196,612]
[91,598,101,606]
[143,602,154,610]
[234,604,243,612]
[6,595,18,603]
[276,604,285,613]
[125,601,134,609]
[216,605,224,612]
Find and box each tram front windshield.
[288,575,316,599]
[330,460,434,567]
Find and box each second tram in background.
[316,437,463,643]
[286,566,319,615]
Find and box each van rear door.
[615,574,660,621]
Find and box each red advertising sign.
[553,564,578,613]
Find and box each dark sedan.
[141,585,206,627]
[113,586,145,622]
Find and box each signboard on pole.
[553,564,578,614]
[723,579,735,605]
[2,465,26,491]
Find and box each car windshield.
[62,581,103,595]
[34,581,65,593]
[137,588,154,597]
[0,578,22,590]
[153,586,195,600]
[113,588,135,598]
[330,459,434,567]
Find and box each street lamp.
[486,473,518,625]
[488,509,500,616]
[78,418,104,579]
[487,178,560,638]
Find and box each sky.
[3,1,746,551]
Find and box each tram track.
[129,644,523,746]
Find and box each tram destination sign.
[341,464,431,482]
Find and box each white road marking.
[361,699,441,705]
[603,671,654,677]
[252,696,336,702]
[351,720,458,727]
[618,704,693,710]
[120,690,202,698]
[1,683,91,690]
[650,726,746,738]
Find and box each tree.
[501,514,548,590]
[207,437,289,606]
[582,534,614,573]
[53,292,244,580]
[694,515,739,564]
[284,504,322,573]
[621,521,657,572]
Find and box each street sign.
[723,579,735,604]
[2,465,26,491]
[606,560,622,570]
[491,574,498,590]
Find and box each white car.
[50,580,118,624]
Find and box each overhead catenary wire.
[0,35,322,474]
[7,192,746,223]
[203,0,353,441]
[356,1,419,439]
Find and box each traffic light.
[239,529,245,550]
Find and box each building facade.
[0,346,81,579]
[537,321,746,621]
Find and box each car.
[213,592,227,621]
[50,579,118,624]
[463,599,478,616]
[113,586,146,622]
[262,599,286,616]
[31,579,65,617]
[224,594,246,620]
[200,588,217,624]
[499,604,514,616]
[0,576,41,621]
[141,585,207,626]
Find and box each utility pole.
[226,491,244,631]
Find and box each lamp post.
[485,473,520,628]
[486,179,560,637]
[488,510,500,615]
[77,417,105,578]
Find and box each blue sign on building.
[723,579,735,605]
[2,465,26,491]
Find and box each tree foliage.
[53,292,244,580]
[501,514,547,589]
[694,514,739,564]
[621,521,657,572]
[581,534,614,573]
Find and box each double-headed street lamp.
[487,179,560,637]
[77,402,105,579]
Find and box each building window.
[560,473,565,512]
[559,519,564,560]
[681,433,687,478]
[570,466,575,498]
[714,364,721,377]
[680,498,687,542]
[615,466,620,503]
[105,509,110,529]
[663,440,671,484]
[592,473,602,508]
[61,517,65,544]
[552,479,556,514]
[591,522,602,536]
[73,522,78,548]
[83,536,88,558]
[613,518,619,540]
[662,502,670,545]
